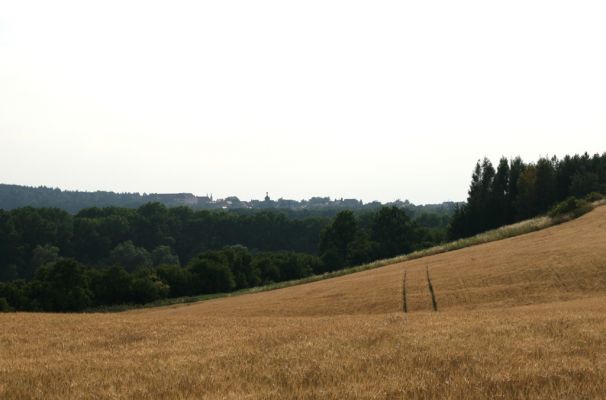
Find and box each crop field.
[1,206,606,399]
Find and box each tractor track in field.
[426,266,438,312]
[402,270,408,313]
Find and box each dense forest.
[0,205,327,281]
[1,152,604,312]
[0,204,446,311]
[449,152,606,239]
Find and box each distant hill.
[0,183,460,215]
[0,184,204,213]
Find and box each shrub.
[0,297,13,312]
[585,192,604,202]
[131,271,170,303]
[189,259,236,294]
[90,265,134,305]
[0,280,32,310]
[32,259,93,311]
[549,197,593,218]
[156,264,192,297]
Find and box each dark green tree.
[189,258,236,294]
[156,264,193,297]
[318,211,358,271]
[515,165,537,220]
[0,280,32,310]
[30,245,60,272]
[506,157,525,223]
[151,245,180,266]
[130,269,169,303]
[488,157,510,228]
[370,206,415,259]
[220,245,259,289]
[110,241,152,272]
[534,157,557,213]
[32,259,92,311]
[466,161,484,234]
[570,171,600,197]
[90,265,133,305]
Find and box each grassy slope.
[2,204,606,399]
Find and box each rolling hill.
[1,206,606,399]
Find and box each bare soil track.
[2,206,606,399]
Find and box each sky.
[1,0,605,204]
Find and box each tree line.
[449,152,606,239]
[0,204,444,311]
[0,247,324,312]
[0,204,329,281]
[318,207,435,271]
[4,151,602,312]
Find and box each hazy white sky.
[1,0,605,204]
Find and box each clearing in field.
[1,206,606,399]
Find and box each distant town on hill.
[0,183,459,215]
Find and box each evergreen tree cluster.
[318,207,432,271]
[449,152,606,239]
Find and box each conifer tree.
[488,157,510,228]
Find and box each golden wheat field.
[2,206,606,399]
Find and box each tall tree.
[318,211,358,271]
[466,160,484,234]
[515,165,537,220]
[31,259,93,311]
[370,206,415,259]
[535,157,557,213]
[488,157,510,228]
[506,157,525,223]
[476,158,495,232]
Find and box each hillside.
[148,205,606,317]
[1,206,606,399]
[0,183,459,215]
